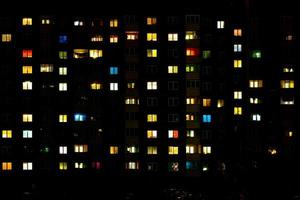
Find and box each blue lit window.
[186,161,192,170]
[74,113,86,121]
[202,114,211,123]
[59,35,68,44]
[110,67,118,75]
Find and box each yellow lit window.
[203,146,211,154]
[126,31,139,40]
[40,64,54,72]
[202,98,211,107]
[74,144,88,153]
[59,67,67,75]
[73,49,88,59]
[234,91,242,99]
[147,49,157,57]
[283,67,294,73]
[22,114,33,122]
[268,148,277,155]
[217,99,224,108]
[186,114,195,121]
[90,82,102,90]
[186,98,196,105]
[127,82,135,89]
[147,17,157,25]
[91,35,103,42]
[234,107,242,115]
[2,162,12,170]
[234,60,242,68]
[41,18,51,25]
[89,49,103,58]
[147,146,158,155]
[185,31,197,40]
[168,146,178,155]
[2,130,12,138]
[59,51,68,59]
[147,33,157,41]
[147,81,157,90]
[126,162,139,170]
[125,98,139,105]
[186,145,195,154]
[288,131,293,137]
[233,29,242,36]
[168,33,178,41]
[59,114,67,123]
[147,130,157,138]
[59,162,68,170]
[110,35,118,43]
[22,18,32,26]
[1,34,12,42]
[110,146,119,154]
[109,19,118,27]
[280,80,294,89]
[168,65,178,74]
[249,80,263,88]
[22,66,32,74]
[147,114,157,122]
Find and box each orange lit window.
[110,35,118,43]
[110,146,119,154]
[22,49,32,58]
[147,17,157,25]
[202,98,211,107]
[186,48,199,56]
[168,130,179,139]
[233,29,242,36]
[2,162,12,170]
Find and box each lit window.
[41,18,51,25]
[90,82,102,90]
[268,148,277,155]
[22,81,32,90]
[22,66,32,74]
[59,146,67,154]
[126,162,139,170]
[234,44,242,52]
[23,162,33,171]
[186,114,195,121]
[59,162,68,170]
[127,82,135,89]
[74,144,88,153]
[22,18,32,26]
[147,81,157,90]
[125,98,139,105]
[74,20,84,26]
[168,130,179,139]
[185,64,197,72]
[1,34,12,42]
[249,80,263,88]
[2,130,12,138]
[203,50,211,59]
[89,49,103,59]
[147,49,157,57]
[126,146,139,153]
[233,29,242,36]
[234,107,242,115]
[251,50,261,58]
[168,33,178,41]
[186,48,199,56]
[186,98,196,105]
[234,60,242,68]
[2,162,12,170]
[74,113,87,122]
[110,83,118,91]
[75,162,87,169]
[186,145,195,154]
[168,65,178,74]
[168,162,179,172]
[59,114,67,123]
[22,114,33,122]
[126,31,139,40]
[22,49,32,58]
[187,130,195,138]
[288,131,293,137]
[280,80,294,89]
[202,98,211,107]
[109,19,118,27]
[59,35,67,44]
[252,114,261,121]
[147,17,157,25]
[286,35,293,41]
[110,146,118,154]
[40,64,54,72]
[59,67,67,75]
[59,83,67,91]
[250,97,261,104]
[91,35,103,42]
[147,130,158,138]
[185,31,197,40]
[23,130,32,138]
[147,33,157,41]
[147,114,157,122]
[147,146,158,155]
[92,161,101,170]
[283,67,294,73]
[110,67,119,75]
[59,51,67,59]
[280,97,294,105]
[217,99,224,108]
[202,114,211,123]
[234,91,242,99]
[168,146,179,155]
[110,35,118,43]
[203,146,211,154]
[217,20,224,29]
[73,49,88,59]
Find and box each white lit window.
[187,130,195,137]
[22,81,32,90]
[147,81,157,90]
[203,146,211,154]
[89,49,103,58]
[23,130,32,138]
[252,114,261,121]
[126,146,138,153]
[168,33,178,41]
[126,162,139,170]
[234,44,242,52]
[168,130,179,139]
[22,162,33,170]
[249,80,263,88]
[59,83,67,91]
[217,20,224,29]
[75,162,86,169]
[59,67,67,75]
[250,97,260,104]
[234,91,242,99]
[59,146,68,154]
[74,20,84,26]
[168,66,178,74]
[186,98,196,105]
[74,144,88,153]
[186,145,195,154]
[110,83,118,91]
[185,31,197,40]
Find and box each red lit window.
[186,48,199,56]
[168,130,179,139]
[22,49,32,58]
[92,161,101,169]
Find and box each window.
[168,146,179,155]
[22,49,32,58]
[41,18,51,25]
[2,130,12,138]
[59,83,67,91]
[147,81,157,90]
[288,131,293,137]
[73,49,88,59]
[59,146,67,154]
[202,114,211,123]
[234,91,242,99]
[89,49,103,59]
[186,48,199,56]
[110,146,118,154]
[22,18,32,26]
[74,113,87,122]
[203,146,211,154]
[110,67,119,75]
[147,114,157,122]
[187,130,195,138]
[234,44,242,52]
[75,162,87,169]
[283,66,294,73]
[23,130,32,138]
[22,81,32,90]
[203,50,211,59]
[168,65,178,74]
[234,60,242,68]
[110,35,118,43]
[251,50,261,58]
[147,33,157,41]
[217,20,224,29]
[185,64,198,72]
[1,34,12,42]
[168,113,179,123]
[233,29,242,36]
[59,51,67,59]
[59,114,67,123]
[168,33,178,41]
[186,114,195,121]
[202,98,211,107]
[186,98,196,105]
[280,80,294,88]
[109,19,118,27]
[168,130,179,139]
[126,31,139,40]
[74,20,84,26]
[59,35,67,44]
[23,162,33,170]
[252,114,261,121]
[280,97,294,105]
[40,64,54,72]
[147,49,157,57]
[286,35,293,41]
[125,98,139,105]
[110,83,118,91]
[2,162,12,170]
[22,114,32,122]
[185,31,198,40]
[59,162,68,170]
[186,145,195,154]
[147,17,157,25]
[249,80,263,88]
[90,82,102,90]
[126,146,139,153]
[126,162,139,170]
[74,144,88,153]
[91,35,103,42]
[147,146,158,155]
[147,130,157,138]
[22,66,32,74]
[234,107,242,115]
[250,97,261,104]
[59,67,67,75]
[217,99,224,108]
[168,162,179,172]
[127,82,135,89]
